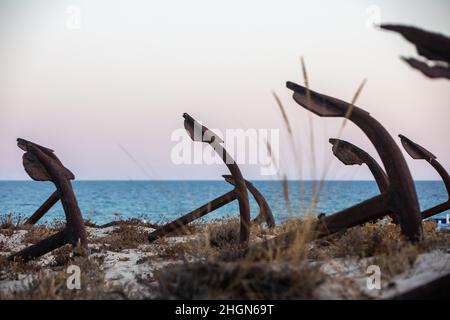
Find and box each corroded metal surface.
[286,81,422,241]
[380,24,450,79]
[329,138,389,193]
[147,114,251,245]
[223,175,275,228]
[9,139,88,262]
[399,134,450,219]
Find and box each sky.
[0,0,449,180]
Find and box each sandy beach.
[1,217,449,299]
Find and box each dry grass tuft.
[0,214,17,230]
[371,242,418,279]
[157,260,325,299]
[22,226,59,244]
[0,257,44,281]
[93,224,148,251]
[309,220,450,262]
[0,256,126,300]
[240,216,315,264]
[154,238,196,259]
[309,220,401,259]
[419,220,450,251]
[307,219,450,280]
[152,216,327,299]
[0,213,26,236]
[50,245,75,267]
[208,220,240,249]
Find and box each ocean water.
[0,180,448,225]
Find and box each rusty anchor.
[380,24,450,80]
[182,113,251,244]
[222,175,275,228]
[328,138,399,223]
[329,138,389,193]
[329,136,450,222]
[399,134,450,220]
[147,175,275,243]
[148,113,256,244]
[8,139,88,262]
[147,187,238,243]
[285,81,422,242]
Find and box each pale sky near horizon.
[0,0,449,181]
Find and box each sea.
[0,180,448,225]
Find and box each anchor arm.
[399,134,450,219]
[329,138,389,193]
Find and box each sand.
[1,223,449,299]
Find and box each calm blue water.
[0,181,448,225]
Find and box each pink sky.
[0,0,449,180]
